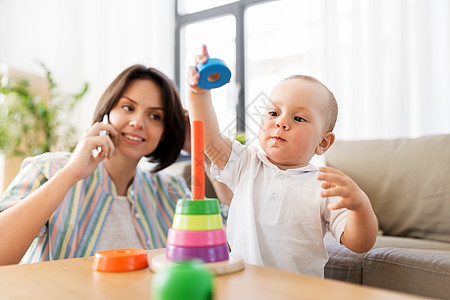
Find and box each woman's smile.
[121,132,146,144]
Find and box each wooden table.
[0,248,425,299]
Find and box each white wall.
[0,0,175,132]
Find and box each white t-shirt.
[96,196,145,251]
[212,140,347,277]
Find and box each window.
[176,0,450,141]
[176,0,323,144]
[179,16,237,138]
[178,0,238,15]
[175,0,275,141]
[245,0,325,146]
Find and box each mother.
[0,65,192,265]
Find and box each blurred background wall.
[0,0,175,129]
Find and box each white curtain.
[1,0,449,141]
[321,0,450,139]
[0,0,174,130]
[245,0,449,144]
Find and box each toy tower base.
[150,252,244,276]
[150,199,244,276]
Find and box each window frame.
[175,0,276,133]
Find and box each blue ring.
[197,58,231,89]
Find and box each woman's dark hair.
[92,65,185,173]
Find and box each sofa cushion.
[325,233,450,286]
[363,247,450,299]
[325,134,450,243]
[374,235,450,250]
[324,234,366,284]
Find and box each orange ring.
[92,248,148,272]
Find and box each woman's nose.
[129,114,144,129]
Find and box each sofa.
[323,134,450,299]
[172,134,450,299]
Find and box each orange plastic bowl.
[92,248,148,272]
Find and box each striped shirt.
[0,152,190,263]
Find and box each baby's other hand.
[317,166,369,211]
[187,44,209,93]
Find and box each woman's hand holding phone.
[63,115,116,182]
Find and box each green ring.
[175,199,220,215]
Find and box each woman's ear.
[315,132,335,155]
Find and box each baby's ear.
[315,132,335,155]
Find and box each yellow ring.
[172,214,223,231]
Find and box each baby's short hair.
[284,75,338,132]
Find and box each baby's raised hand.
[187,44,209,93]
[317,166,369,211]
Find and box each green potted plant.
[0,63,88,190]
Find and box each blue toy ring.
[196,58,231,90]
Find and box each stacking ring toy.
[175,199,220,215]
[172,214,222,231]
[197,58,231,89]
[166,244,229,263]
[92,248,148,272]
[167,228,227,247]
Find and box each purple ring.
[166,244,229,263]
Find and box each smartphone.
[99,114,110,136]
[93,114,109,157]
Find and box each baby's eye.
[294,116,306,122]
[268,111,278,117]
